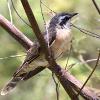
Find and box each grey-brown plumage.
[1,12,77,95]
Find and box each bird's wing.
[13,30,56,77]
[1,30,56,95]
[13,41,40,77]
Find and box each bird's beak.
[71,13,78,18]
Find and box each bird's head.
[49,12,78,29]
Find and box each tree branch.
[49,66,100,100]
[0,14,33,50]
[92,0,100,15]
[20,0,57,66]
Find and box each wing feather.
[13,30,56,77]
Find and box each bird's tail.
[1,77,22,95]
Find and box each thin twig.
[52,73,59,100]
[66,58,100,72]
[40,0,46,26]
[41,1,56,14]
[0,54,26,60]
[11,0,31,28]
[92,0,100,15]
[65,44,72,70]
[7,0,13,23]
[40,0,49,47]
[72,23,100,39]
[77,50,100,97]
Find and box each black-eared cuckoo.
[1,12,78,95]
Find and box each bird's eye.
[59,16,69,26]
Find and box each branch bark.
[0,14,33,50]
[20,0,57,66]
[49,66,100,100]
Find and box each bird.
[1,12,78,95]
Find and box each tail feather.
[1,77,22,95]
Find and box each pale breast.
[51,28,72,58]
[30,28,72,67]
[25,28,72,70]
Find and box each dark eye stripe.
[59,17,68,26]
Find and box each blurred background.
[0,0,100,100]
